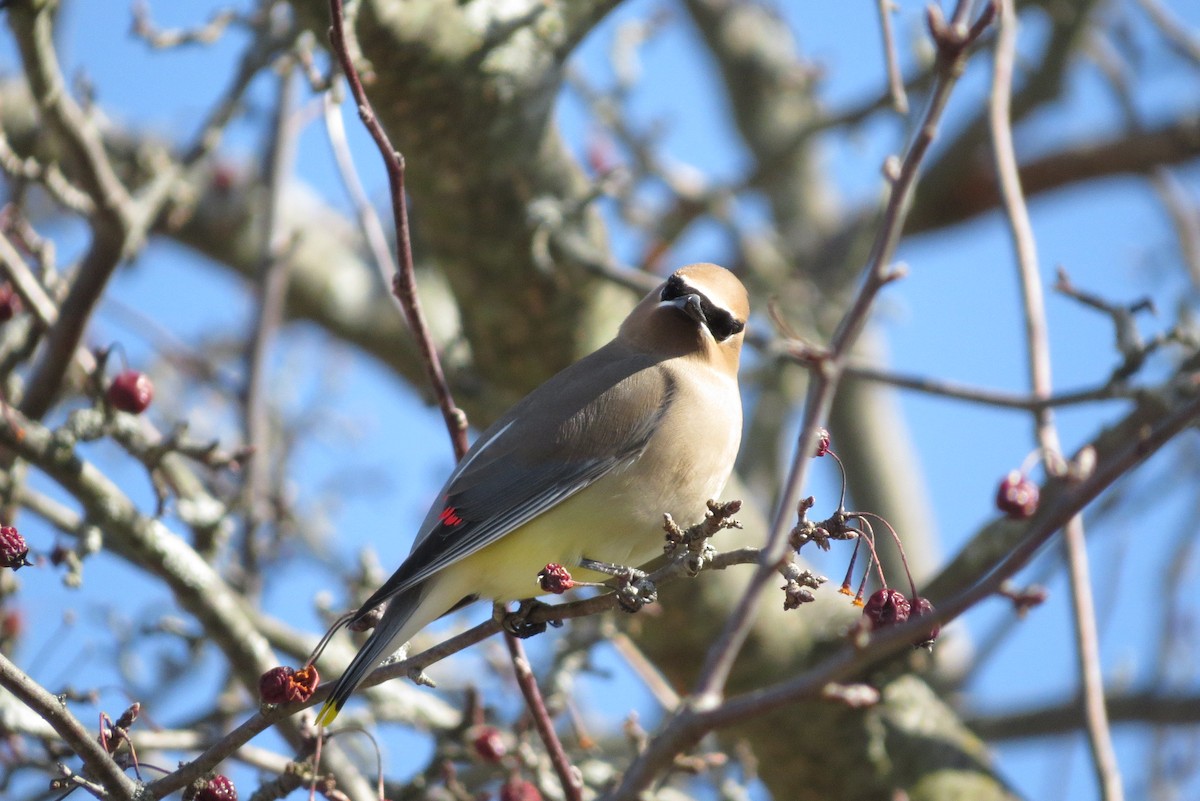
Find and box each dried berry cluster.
[258,664,320,704]
[0,526,32,570]
[791,428,1051,650]
[862,588,940,648]
[536,563,574,594]
[794,428,941,648]
[184,773,237,801]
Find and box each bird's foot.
[496,599,560,639]
[578,558,658,613]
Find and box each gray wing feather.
[350,346,672,621]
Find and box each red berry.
[107,370,154,414]
[537,563,574,594]
[499,777,542,801]
[185,774,237,801]
[995,470,1038,518]
[258,664,319,704]
[862,588,910,629]
[585,134,617,176]
[0,526,31,570]
[0,607,23,644]
[471,725,507,762]
[210,164,237,194]
[0,283,21,321]
[259,666,293,703]
[909,596,940,648]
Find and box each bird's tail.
[316,586,425,727]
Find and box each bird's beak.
[671,293,707,326]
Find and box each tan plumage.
[317,263,748,725]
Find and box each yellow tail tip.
[315,701,339,728]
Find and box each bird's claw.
[578,557,658,613]
[498,599,559,638]
[616,575,658,612]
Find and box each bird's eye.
[705,307,745,342]
[660,275,687,302]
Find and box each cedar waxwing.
[317,263,748,725]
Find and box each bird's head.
[619,263,749,373]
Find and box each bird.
[316,262,749,725]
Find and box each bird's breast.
[459,361,741,602]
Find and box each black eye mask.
[660,275,745,342]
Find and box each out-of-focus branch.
[1136,0,1200,66]
[321,88,399,296]
[785,344,1131,410]
[241,66,300,586]
[875,0,909,115]
[907,117,1200,233]
[990,1,1122,797]
[7,4,131,214]
[913,0,1103,221]
[6,2,133,419]
[1152,168,1200,289]
[969,690,1200,741]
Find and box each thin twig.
[320,88,399,293]
[875,0,909,115]
[131,0,240,50]
[505,635,584,801]
[609,632,682,711]
[0,231,78,339]
[0,129,95,215]
[327,0,468,460]
[1135,0,1200,66]
[180,8,291,168]
[242,64,300,590]
[990,1,1123,798]
[8,2,134,419]
[784,346,1129,410]
[1150,168,1200,290]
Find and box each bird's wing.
[351,347,672,618]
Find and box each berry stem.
[305,610,357,668]
[853,511,917,600]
